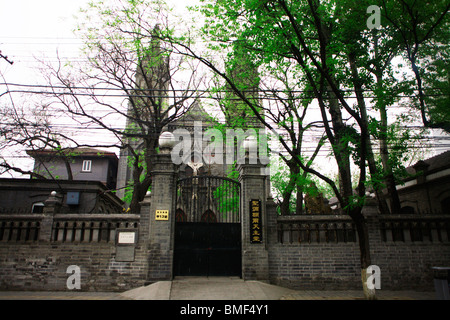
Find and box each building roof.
[26,147,118,161]
[406,150,450,175]
[170,100,218,128]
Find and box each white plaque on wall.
[118,232,136,244]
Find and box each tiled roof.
[406,150,450,174]
[26,147,118,159]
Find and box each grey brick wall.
[237,162,270,281]
[266,202,450,291]
[0,242,148,291]
[146,152,178,282]
[269,243,361,290]
[0,199,150,292]
[268,239,450,291]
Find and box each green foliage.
[376,0,450,131]
[422,50,450,130]
[122,182,134,204]
[270,156,326,214]
[212,166,240,219]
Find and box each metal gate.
[173,176,241,277]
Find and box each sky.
[0,0,194,84]
[1,0,86,83]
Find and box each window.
[400,206,415,214]
[441,197,450,214]
[32,202,44,213]
[82,160,92,172]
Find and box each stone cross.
[187,161,204,176]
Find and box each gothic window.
[176,209,187,222]
[201,210,217,223]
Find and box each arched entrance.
[173,176,241,277]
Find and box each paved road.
[0,277,438,300]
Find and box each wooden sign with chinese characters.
[155,210,169,220]
[250,199,262,243]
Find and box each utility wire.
[2,88,447,100]
[2,82,447,94]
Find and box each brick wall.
[146,153,178,282]
[267,202,450,291]
[268,242,450,291]
[0,204,150,291]
[269,243,361,290]
[0,242,149,291]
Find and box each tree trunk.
[280,161,298,215]
[366,143,391,215]
[348,53,390,215]
[296,188,304,215]
[129,165,143,214]
[377,76,401,214]
[349,208,377,300]
[361,267,377,300]
[379,109,401,214]
[372,29,401,214]
[280,187,293,215]
[128,137,158,214]
[63,158,73,181]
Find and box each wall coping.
[0,213,140,220]
[277,214,353,222]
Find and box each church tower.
[116,25,170,200]
[224,40,263,129]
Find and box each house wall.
[386,151,450,214]
[395,175,450,214]
[34,157,113,186]
[0,179,123,214]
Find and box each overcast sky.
[0,0,194,84]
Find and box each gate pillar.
[146,143,178,282]
[237,160,270,281]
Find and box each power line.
[2,144,449,160]
[2,88,447,101]
[2,82,447,94]
[1,124,448,147]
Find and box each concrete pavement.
[120,277,299,300]
[0,277,438,300]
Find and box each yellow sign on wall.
[250,199,262,243]
[155,210,169,221]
